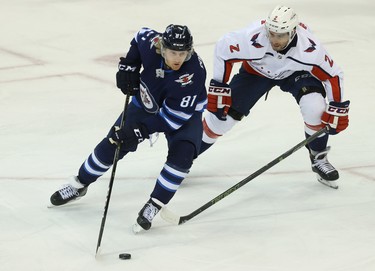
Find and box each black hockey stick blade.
[160,127,328,225]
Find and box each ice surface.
[1,0,375,270]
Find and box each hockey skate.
[310,147,339,189]
[132,198,162,233]
[49,176,88,206]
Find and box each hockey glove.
[321,100,350,135]
[109,123,149,152]
[207,79,232,116]
[116,57,141,96]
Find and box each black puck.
[119,253,131,260]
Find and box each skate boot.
[310,147,339,189]
[132,198,162,233]
[50,176,88,206]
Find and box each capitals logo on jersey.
[175,73,194,86]
[304,38,317,52]
[251,33,263,48]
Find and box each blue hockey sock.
[150,141,194,204]
[199,141,214,155]
[306,132,329,153]
[150,163,189,204]
[77,138,118,185]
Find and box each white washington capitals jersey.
[213,20,344,102]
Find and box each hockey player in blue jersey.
[50,24,207,231]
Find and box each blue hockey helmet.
[162,24,193,51]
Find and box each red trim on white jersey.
[203,118,221,139]
[305,122,325,131]
[213,20,345,102]
[311,66,342,101]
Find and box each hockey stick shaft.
[161,127,328,225]
[95,95,130,256]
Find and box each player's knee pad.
[166,140,195,170]
[296,86,326,103]
[299,92,326,134]
[202,111,239,143]
[95,138,120,164]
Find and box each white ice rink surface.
[1,0,375,270]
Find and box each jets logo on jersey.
[175,73,194,86]
[304,38,317,52]
[251,33,264,48]
[139,80,159,113]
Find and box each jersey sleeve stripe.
[329,76,342,101]
[223,59,243,83]
[163,102,192,121]
[288,57,343,102]
[159,109,183,130]
[311,66,342,101]
[195,98,207,112]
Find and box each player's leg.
[200,67,274,154]
[300,93,339,185]
[280,71,339,184]
[134,113,202,231]
[50,103,145,206]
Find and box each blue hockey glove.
[116,57,141,96]
[109,123,149,152]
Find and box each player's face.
[268,31,289,51]
[163,49,189,71]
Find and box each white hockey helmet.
[265,5,299,43]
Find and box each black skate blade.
[47,197,83,208]
[316,175,338,189]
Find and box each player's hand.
[321,100,350,135]
[207,79,232,115]
[109,123,149,152]
[116,57,141,96]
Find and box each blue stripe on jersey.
[163,101,193,121]
[159,108,182,130]
[83,152,110,177]
[158,101,194,130]
[156,163,188,192]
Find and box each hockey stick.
[95,95,130,257]
[160,127,328,225]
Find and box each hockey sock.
[306,132,329,153]
[199,141,214,154]
[150,163,189,204]
[150,141,194,204]
[77,138,120,185]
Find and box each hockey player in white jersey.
[200,5,350,188]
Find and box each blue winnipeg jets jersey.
[123,27,207,134]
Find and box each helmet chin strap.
[285,28,297,47]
